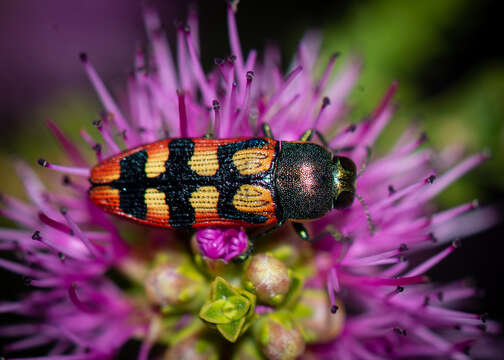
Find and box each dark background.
[1,0,502,357]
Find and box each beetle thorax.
[275,142,334,220]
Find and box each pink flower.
[0,3,500,360]
[196,228,248,262]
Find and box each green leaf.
[241,312,258,335]
[223,296,250,321]
[200,299,231,324]
[238,288,257,317]
[217,317,246,343]
[200,277,257,342]
[237,288,258,334]
[213,276,238,300]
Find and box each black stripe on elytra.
[95,138,281,229]
[163,138,198,229]
[116,150,149,220]
[102,139,198,229]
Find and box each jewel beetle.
[89,126,357,243]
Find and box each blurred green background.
[319,0,503,207]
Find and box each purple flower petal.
[196,228,248,262]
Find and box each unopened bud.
[254,312,305,360]
[144,254,206,312]
[294,289,345,343]
[244,254,291,306]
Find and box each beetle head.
[332,156,356,209]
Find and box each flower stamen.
[68,283,98,314]
[80,53,138,146]
[405,242,459,277]
[37,159,89,177]
[46,120,88,167]
[60,208,101,259]
[176,89,188,137]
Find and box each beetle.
[89,125,357,252]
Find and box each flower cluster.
[0,3,500,360]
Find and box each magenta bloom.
[196,228,248,262]
[0,3,500,360]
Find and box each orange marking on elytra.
[145,188,170,224]
[90,140,172,183]
[89,185,121,210]
[188,142,219,176]
[190,186,220,222]
[232,147,275,175]
[232,184,276,215]
[145,141,170,178]
[90,160,121,184]
[90,137,280,228]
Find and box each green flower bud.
[254,312,305,360]
[164,334,220,360]
[293,289,345,343]
[199,277,257,343]
[144,253,207,313]
[244,254,291,306]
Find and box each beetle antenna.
[355,193,375,235]
[356,146,372,178]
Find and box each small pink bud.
[196,228,248,262]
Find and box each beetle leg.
[299,129,313,142]
[313,130,331,149]
[204,119,216,138]
[299,129,332,150]
[314,226,348,243]
[292,222,311,241]
[293,222,348,243]
[261,123,274,138]
[332,145,355,153]
[292,222,323,243]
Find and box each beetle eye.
[338,157,356,174]
[334,190,354,209]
